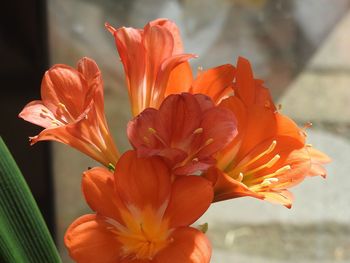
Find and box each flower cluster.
[20,18,330,263]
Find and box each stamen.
[147,127,167,146]
[262,178,279,185]
[51,120,63,126]
[193,128,203,134]
[244,154,280,176]
[250,164,292,184]
[192,158,199,162]
[58,102,75,121]
[234,140,277,173]
[237,172,244,182]
[274,165,291,175]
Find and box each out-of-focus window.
[49,0,350,262]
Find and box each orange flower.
[65,151,213,263]
[106,19,195,116]
[127,93,237,175]
[206,57,330,208]
[19,57,119,167]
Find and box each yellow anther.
[193,128,203,134]
[148,127,157,134]
[237,172,244,182]
[204,138,214,146]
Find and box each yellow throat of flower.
[109,206,172,260]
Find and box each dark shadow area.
[0,1,55,238]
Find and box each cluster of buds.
[19,19,330,263]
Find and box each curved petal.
[113,26,145,116]
[156,93,202,146]
[114,151,171,210]
[64,214,121,263]
[275,113,305,147]
[307,147,331,178]
[165,62,193,96]
[152,54,196,109]
[155,227,211,263]
[144,25,175,107]
[191,64,235,104]
[41,64,88,118]
[197,106,237,158]
[234,57,256,106]
[147,18,184,54]
[82,167,126,222]
[19,100,55,128]
[77,57,100,83]
[164,176,213,228]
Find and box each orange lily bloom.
[19,57,119,167]
[127,93,237,175]
[106,19,195,116]
[206,57,330,208]
[65,151,213,263]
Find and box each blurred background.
[1,0,350,262]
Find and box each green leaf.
[0,137,61,263]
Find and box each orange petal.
[275,113,305,147]
[260,190,294,209]
[234,57,256,106]
[82,167,126,222]
[77,57,100,83]
[191,64,235,104]
[144,24,176,106]
[113,27,145,115]
[19,100,55,128]
[64,214,122,263]
[147,18,184,54]
[164,176,213,228]
[152,54,196,109]
[197,106,237,158]
[165,62,193,96]
[41,64,88,118]
[307,147,331,178]
[114,151,171,210]
[236,105,277,161]
[155,227,211,263]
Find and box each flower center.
[111,206,171,260]
[227,140,291,191]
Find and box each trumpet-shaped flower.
[207,57,330,207]
[65,151,213,263]
[19,57,119,167]
[127,93,237,175]
[106,19,195,116]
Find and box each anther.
[193,128,203,134]
[274,165,291,175]
[304,122,312,129]
[204,138,214,146]
[192,158,199,162]
[237,172,244,182]
[148,127,157,134]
